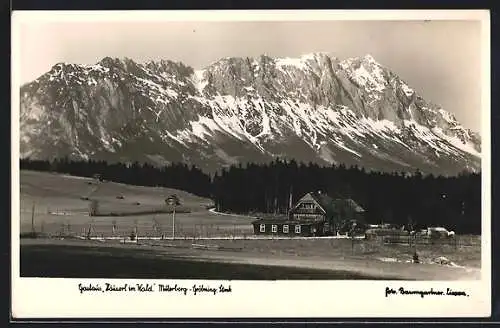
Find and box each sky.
[15,16,483,132]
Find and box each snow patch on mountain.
[136,77,178,99]
[431,127,481,157]
[192,70,208,94]
[90,63,110,74]
[362,117,400,133]
[401,82,414,97]
[438,108,457,124]
[351,65,385,93]
[163,131,189,147]
[275,57,309,70]
[339,56,387,94]
[183,116,221,141]
[334,140,362,157]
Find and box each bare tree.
[31,202,36,235]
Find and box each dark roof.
[308,193,365,214]
[333,198,365,213]
[310,193,336,213]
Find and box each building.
[251,218,323,237]
[252,191,366,237]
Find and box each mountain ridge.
[19,52,481,175]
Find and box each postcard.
[11,9,491,319]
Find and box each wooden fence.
[382,235,480,248]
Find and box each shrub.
[413,252,420,263]
[20,232,39,239]
[88,200,99,216]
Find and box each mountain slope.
[20,53,481,175]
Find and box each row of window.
[299,203,316,209]
[259,224,301,234]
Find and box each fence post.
[31,202,36,234]
[351,235,354,255]
[134,220,138,243]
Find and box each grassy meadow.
[19,170,255,238]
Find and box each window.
[300,203,314,209]
[283,225,289,233]
[260,224,265,233]
[295,225,301,234]
[272,225,277,233]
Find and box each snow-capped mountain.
[19,53,481,175]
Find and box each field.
[20,170,255,238]
[21,240,392,280]
[20,238,480,280]
[18,170,482,280]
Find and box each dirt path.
[208,208,257,219]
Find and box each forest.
[20,157,482,234]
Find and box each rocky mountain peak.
[19,53,481,175]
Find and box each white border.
[11,10,491,319]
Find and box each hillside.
[20,170,253,238]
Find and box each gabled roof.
[310,192,336,214]
[293,192,365,215]
[289,192,326,214]
[332,198,365,213]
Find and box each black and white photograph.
[12,10,491,318]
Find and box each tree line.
[20,157,481,234]
[213,160,481,234]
